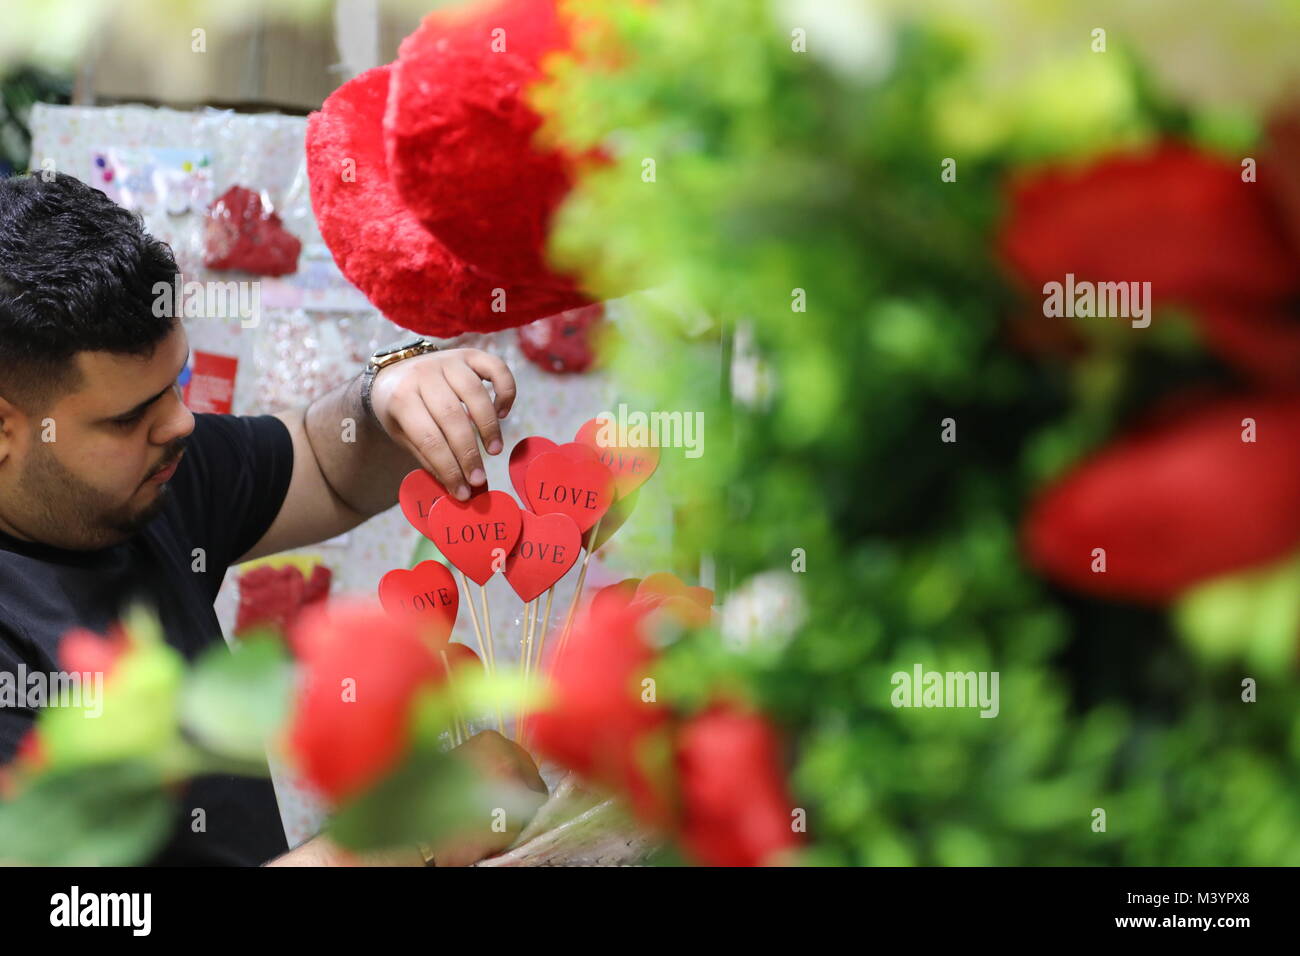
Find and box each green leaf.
[0,761,173,865]
[328,747,544,853]
[180,635,292,764]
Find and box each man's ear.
[0,392,29,467]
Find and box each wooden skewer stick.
[514,600,534,742]
[479,584,505,735]
[529,586,556,678]
[456,569,490,677]
[555,515,603,664]
[439,649,464,747]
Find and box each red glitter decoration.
[205,185,302,277]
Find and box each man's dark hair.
[0,172,178,413]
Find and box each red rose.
[1000,141,1300,383]
[1024,393,1300,603]
[676,703,801,867]
[58,624,130,680]
[526,597,672,823]
[236,563,332,638]
[287,602,441,802]
[1001,142,1297,305]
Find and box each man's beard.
[16,441,184,550]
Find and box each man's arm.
[237,348,516,563]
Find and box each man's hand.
[368,348,517,501]
[430,730,549,867]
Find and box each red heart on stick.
[399,469,449,536]
[584,488,639,551]
[525,451,615,534]
[505,511,582,602]
[509,437,558,506]
[378,560,459,644]
[576,417,661,498]
[426,490,523,585]
[557,441,601,464]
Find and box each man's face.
[4,324,195,550]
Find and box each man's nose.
[152,384,196,446]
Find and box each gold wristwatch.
[360,337,440,423]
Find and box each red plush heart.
[505,511,582,602]
[575,417,661,498]
[385,0,581,286]
[584,487,638,551]
[378,560,459,644]
[525,451,615,534]
[426,490,523,585]
[399,469,449,536]
[306,64,586,338]
[509,436,558,506]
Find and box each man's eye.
[113,414,144,429]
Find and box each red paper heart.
[584,487,639,551]
[509,437,558,506]
[525,451,615,534]
[575,417,661,498]
[557,441,600,464]
[378,560,459,643]
[505,511,582,602]
[399,469,449,536]
[427,490,523,585]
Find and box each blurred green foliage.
[536,0,1300,864]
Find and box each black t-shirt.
[0,412,295,865]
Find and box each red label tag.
[183,351,239,414]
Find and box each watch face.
[376,338,424,359]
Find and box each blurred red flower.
[59,623,130,680]
[1000,141,1300,383]
[1024,393,1300,603]
[287,602,441,803]
[526,596,673,823]
[676,703,801,867]
[236,563,331,638]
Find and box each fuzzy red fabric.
[387,0,579,286]
[1023,393,1300,604]
[306,7,591,338]
[205,185,302,277]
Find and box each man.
[0,171,544,865]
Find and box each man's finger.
[391,399,467,497]
[420,379,485,490]
[445,362,504,456]
[462,349,517,421]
